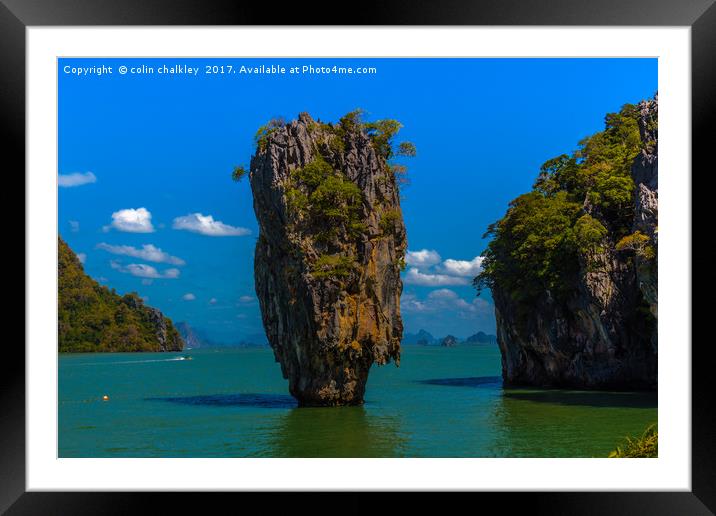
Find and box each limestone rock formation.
[465,332,497,345]
[175,321,205,349]
[631,96,658,324]
[489,97,658,390]
[248,112,408,406]
[440,335,459,347]
[403,329,435,345]
[58,237,183,352]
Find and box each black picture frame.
[4,0,714,513]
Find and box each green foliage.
[533,105,641,224]
[254,117,286,151]
[475,191,582,300]
[609,424,658,458]
[363,119,403,159]
[232,165,247,182]
[574,214,608,254]
[338,108,366,134]
[475,103,646,302]
[379,208,402,235]
[287,155,366,240]
[311,175,363,224]
[616,230,656,260]
[253,111,411,284]
[311,254,357,280]
[396,141,417,157]
[58,237,182,352]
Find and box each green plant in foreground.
[609,423,658,458]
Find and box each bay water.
[58,346,656,457]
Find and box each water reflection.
[146,393,297,409]
[487,388,658,457]
[267,405,408,457]
[418,376,502,388]
[503,389,657,409]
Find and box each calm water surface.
[58,346,656,457]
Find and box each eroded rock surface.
[249,113,407,406]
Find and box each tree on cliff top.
[475,102,653,302]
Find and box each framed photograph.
[6,0,714,512]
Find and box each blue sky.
[58,58,657,341]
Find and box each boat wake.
[70,356,189,366]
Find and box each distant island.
[58,237,184,352]
[402,329,497,346]
[175,321,268,349]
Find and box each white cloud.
[110,260,180,279]
[69,220,80,232]
[402,289,492,317]
[427,288,459,300]
[141,279,153,285]
[238,295,255,303]
[209,297,218,305]
[404,268,470,286]
[182,293,196,301]
[77,253,87,264]
[105,207,154,233]
[172,213,250,237]
[403,248,484,286]
[58,171,97,187]
[97,243,185,265]
[405,249,442,267]
[438,256,484,277]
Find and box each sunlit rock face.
[249,113,406,406]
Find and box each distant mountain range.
[402,329,497,346]
[175,322,268,349]
[175,322,495,349]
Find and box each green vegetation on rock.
[254,110,413,283]
[287,154,366,242]
[58,237,183,352]
[254,117,285,151]
[609,423,658,458]
[231,164,247,182]
[311,254,357,279]
[475,103,655,303]
[616,230,656,260]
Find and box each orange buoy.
[102,395,109,401]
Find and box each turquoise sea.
[58,346,657,457]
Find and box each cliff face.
[490,98,658,390]
[249,113,407,406]
[58,237,184,352]
[632,97,658,324]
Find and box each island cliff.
[247,111,410,406]
[58,237,184,352]
[476,96,658,390]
